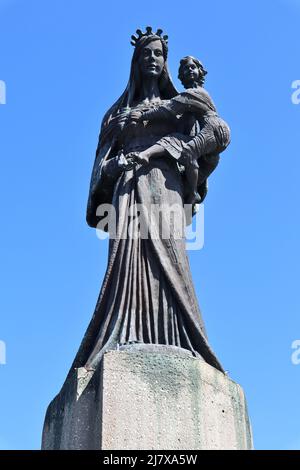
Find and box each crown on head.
[130,26,168,47]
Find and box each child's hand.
[126,151,149,165]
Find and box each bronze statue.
[69,27,231,376]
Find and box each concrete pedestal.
[42,347,253,450]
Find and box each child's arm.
[139,105,174,121]
[138,98,187,122]
[127,106,175,126]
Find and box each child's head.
[178,56,207,88]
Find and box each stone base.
[42,347,253,450]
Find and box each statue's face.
[139,40,165,78]
[181,58,200,86]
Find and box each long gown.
[70,99,224,374]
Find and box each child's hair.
[178,56,208,86]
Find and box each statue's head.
[101,27,177,128]
[178,56,207,88]
[123,27,176,104]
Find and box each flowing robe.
[71,100,224,374]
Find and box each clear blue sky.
[0,0,299,450]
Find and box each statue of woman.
[71,27,224,374]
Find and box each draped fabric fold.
[69,153,224,375]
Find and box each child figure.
[128,56,231,204]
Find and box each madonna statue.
[69,27,226,376]
[41,29,257,453]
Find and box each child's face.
[181,59,200,87]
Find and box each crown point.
[130,27,169,47]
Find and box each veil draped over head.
[87,34,178,227]
[100,34,178,142]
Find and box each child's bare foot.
[186,191,202,205]
[135,150,150,164]
[126,151,150,165]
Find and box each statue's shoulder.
[181,87,211,100]
[173,87,216,113]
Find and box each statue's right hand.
[102,152,135,179]
[117,152,129,169]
